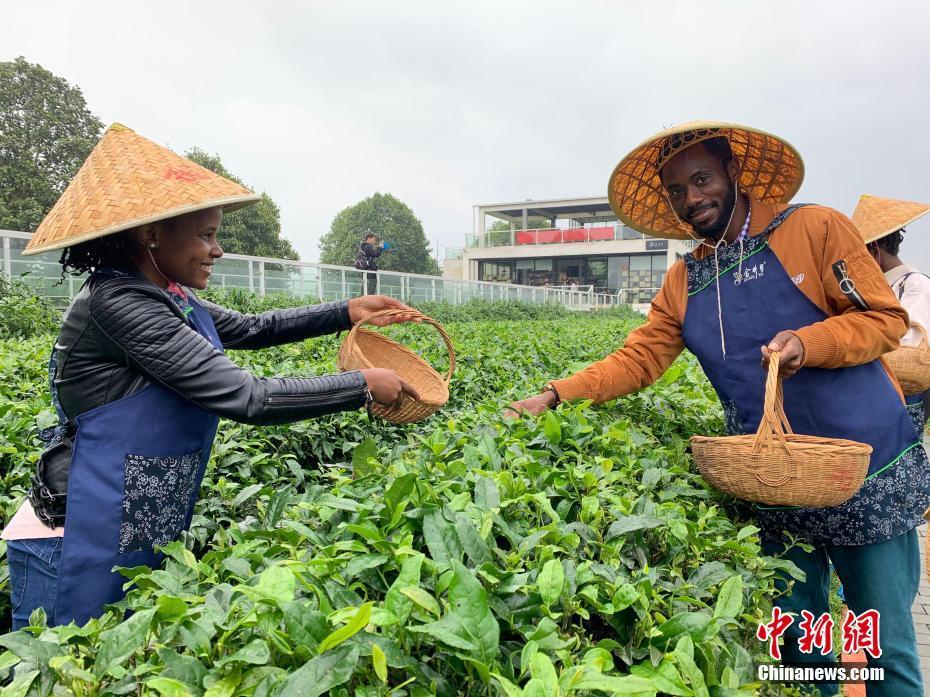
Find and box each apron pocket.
[119,450,202,553]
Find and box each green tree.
[0,57,103,232]
[488,219,552,232]
[185,148,298,260]
[487,218,552,245]
[320,193,440,275]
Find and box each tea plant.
[0,303,803,696]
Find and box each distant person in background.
[852,194,930,429]
[355,233,390,294]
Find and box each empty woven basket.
[885,323,930,396]
[338,310,455,424]
[691,352,872,507]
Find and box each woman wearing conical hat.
[511,122,929,695]
[852,194,930,426]
[2,124,421,628]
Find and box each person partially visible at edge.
[852,194,930,430]
[510,121,930,697]
[2,124,421,630]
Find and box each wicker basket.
[338,310,455,424]
[885,323,930,396]
[690,352,872,507]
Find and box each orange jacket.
[551,199,909,403]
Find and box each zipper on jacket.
[264,387,365,407]
[832,259,870,311]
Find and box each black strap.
[759,203,811,238]
[895,271,930,300]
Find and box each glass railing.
[469,224,646,248]
[1,230,647,309]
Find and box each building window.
[584,257,608,289]
[609,253,666,291]
[479,252,668,292]
[512,258,555,286]
[478,261,515,282]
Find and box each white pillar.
[2,234,10,279]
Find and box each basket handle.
[346,309,456,385]
[750,351,798,487]
[911,321,929,348]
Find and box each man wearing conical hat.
[512,122,929,695]
[3,124,422,628]
[853,194,930,428]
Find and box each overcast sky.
[4,0,930,268]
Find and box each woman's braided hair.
[58,233,136,278]
[57,218,177,280]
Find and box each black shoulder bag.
[27,347,74,528]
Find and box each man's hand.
[361,368,420,407]
[505,391,559,420]
[761,331,805,377]
[349,295,421,326]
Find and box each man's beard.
[689,185,737,241]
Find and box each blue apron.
[681,205,930,546]
[55,291,222,625]
[905,394,926,435]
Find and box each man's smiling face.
[659,138,739,241]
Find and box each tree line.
[0,57,439,275]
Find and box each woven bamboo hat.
[851,194,930,245]
[23,123,260,256]
[608,121,805,240]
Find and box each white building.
[445,196,692,303]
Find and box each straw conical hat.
[23,123,260,256]
[851,194,930,245]
[608,121,805,240]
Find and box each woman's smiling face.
[147,207,224,289]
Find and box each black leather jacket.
[54,268,368,425]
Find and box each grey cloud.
[3,0,929,267]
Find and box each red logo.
[757,608,882,661]
[756,607,794,660]
[163,166,208,182]
[797,611,834,655]
[842,609,882,658]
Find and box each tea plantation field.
[0,287,802,696]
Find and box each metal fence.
[618,287,661,305]
[1,230,629,309]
